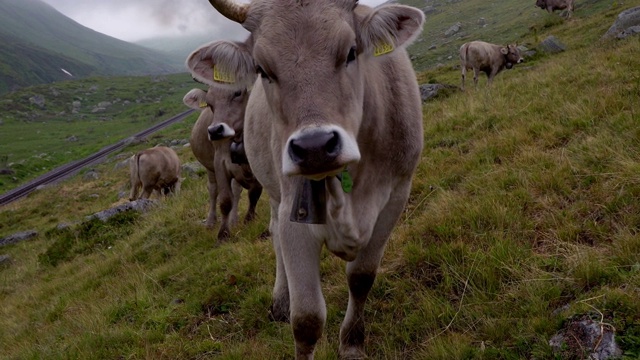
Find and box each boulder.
[0,230,38,247]
[85,199,156,222]
[420,84,459,102]
[538,35,566,53]
[445,22,462,37]
[550,316,622,360]
[602,6,640,39]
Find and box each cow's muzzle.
[208,123,235,141]
[283,126,361,179]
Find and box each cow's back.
[139,147,181,186]
[461,41,500,70]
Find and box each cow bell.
[290,177,327,224]
[230,138,248,165]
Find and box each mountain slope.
[0,0,183,93]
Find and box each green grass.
[1,1,640,359]
[0,72,198,194]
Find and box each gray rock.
[29,95,45,108]
[420,84,459,102]
[97,101,112,108]
[182,161,205,178]
[83,170,99,181]
[114,158,131,171]
[603,6,640,39]
[85,199,156,222]
[617,25,640,39]
[0,254,12,266]
[91,107,106,113]
[550,318,622,360]
[538,35,566,53]
[0,230,38,247]
[445,22,462,37]
[72,101,81,109]
[478,17,486,26]
[422,5,436,14]
[66,135,78,142]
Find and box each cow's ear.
[186,41,255,90]
[358,5,425,57]
[500,47,509,55]
[183,89,208,110]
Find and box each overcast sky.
[40,0,390,43]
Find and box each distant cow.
[536,0,575,18]
[129,146,181,200]
[460,40,524,90]
[187,0,425,358]
[183,87,262,240]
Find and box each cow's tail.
[460,43,470,90]
[129,152,142,200]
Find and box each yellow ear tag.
[213,65,235,84]
[374,42,394,57]
[198,101,208,108]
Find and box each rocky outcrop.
[603,6,640,39]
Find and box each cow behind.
[187,0,424,358]
[183,87,262,240]
[129,146,181,200]
[536,0,575,18]
[460,40,524,90]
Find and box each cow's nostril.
[288,130,342,167]
[326,131,339,156]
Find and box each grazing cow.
[183,87,262,240]
[460,40,524,90]
[129,146,181,200]
[187,0,424,358]
[536,0,575,18]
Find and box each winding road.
[0,109,195,207]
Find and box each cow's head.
[187,0,424,180]
[183,86,249,141]
[535,0,547,9]
[501,44,524,69]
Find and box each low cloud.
[41,0,390,42]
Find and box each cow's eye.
[233,90,242,98]
[346,46,357,65]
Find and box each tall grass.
[1,2,640,359]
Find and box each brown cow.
[183,87,262,240]
[129,146,181,200]
[187,0,424,358]
[536,0,575,18]
[460,40,524,90]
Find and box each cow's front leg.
[244,182,262,223]
[229,179,242,227]
[280,207,325,359]
[339,181,413,359]
[269,199,290,322]
[216,170,234,240]
[204,170,218,228]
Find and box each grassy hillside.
[0,0,183,94]
[1,1,640,359]
[0,73,198,194]
[406,0,621,71]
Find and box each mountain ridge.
[0,0,183,94]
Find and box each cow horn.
[207,0,248,23]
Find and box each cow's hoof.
[244,212,256,223]
[202,219,215,229]
[217,228,231,241]
[339,345,367,359]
